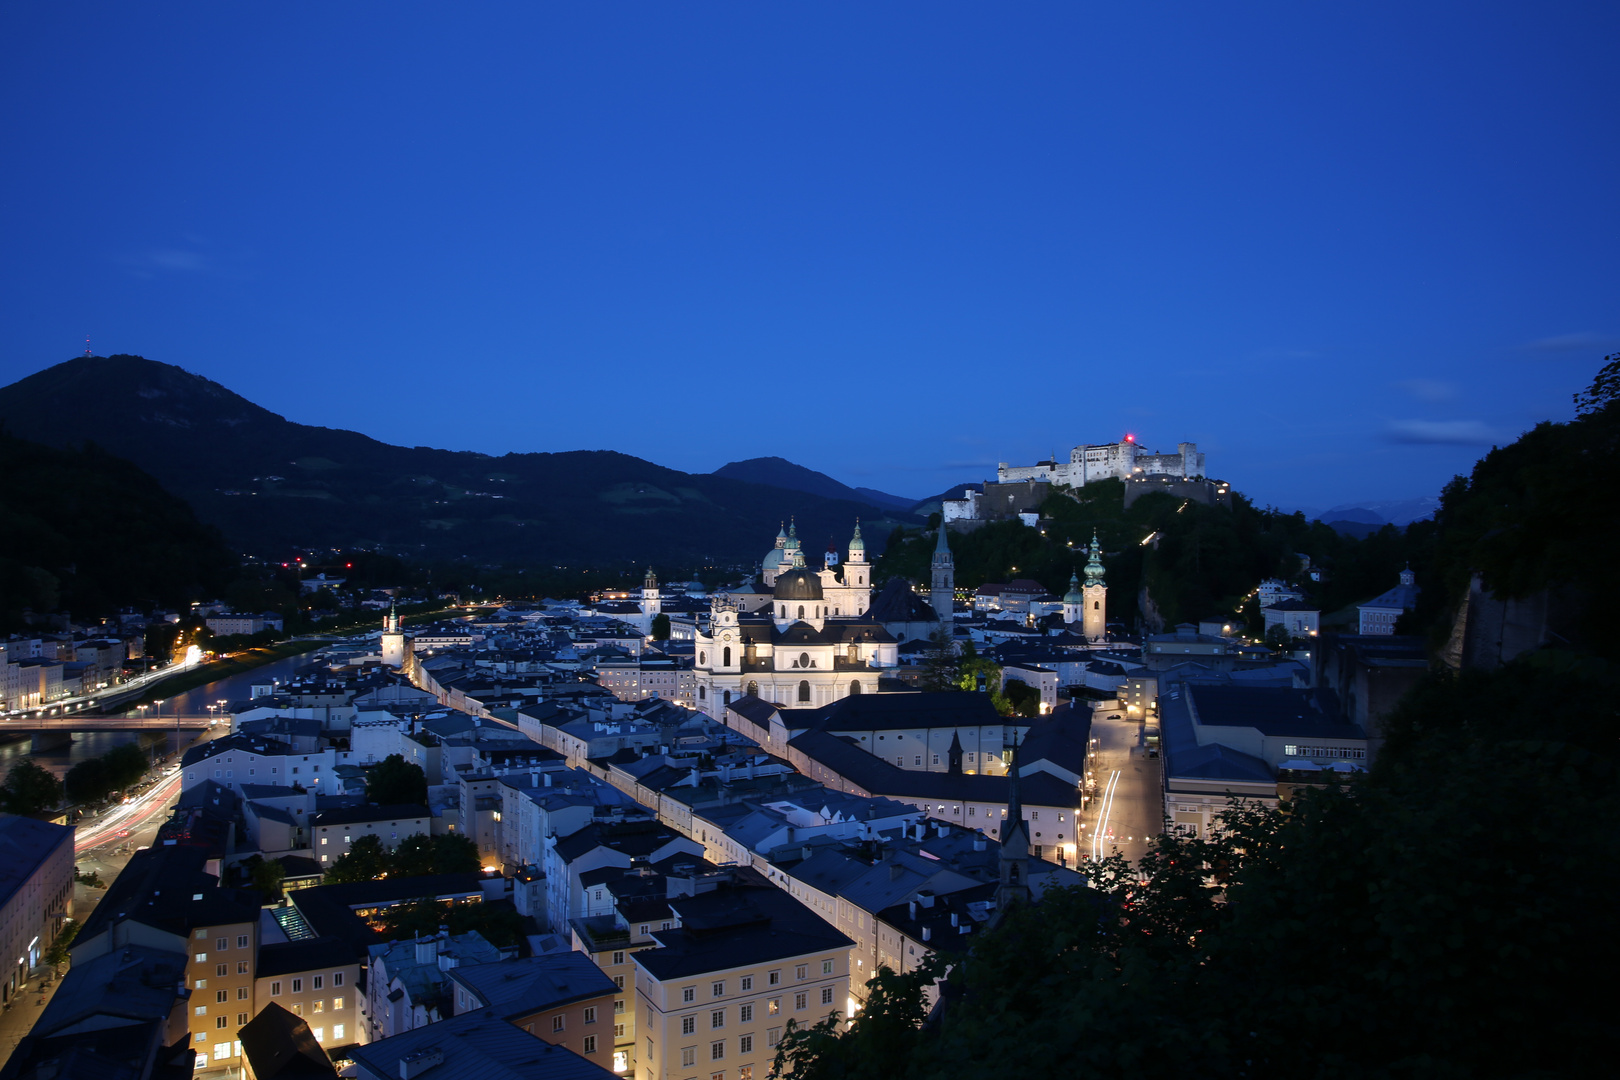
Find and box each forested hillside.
[0,429,238,631]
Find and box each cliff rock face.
[0,355,904,565]
[1445,574,1590,671]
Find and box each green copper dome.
[1083,533,1106,587]
[1062,571,1085,604]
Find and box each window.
[584,1035,597,1054]
[682,1016,696,1035]
[794,992,807,1011]
[552,1014,565,1032]
[767,998,780,1015]
[313,1001,324,1013]
[712,1040,725,1061]
[640,925,650,936]
[216,990,228,1003]
[271,981,282,996]
[238,1013,249,1026]
[681,1047,697,1068]
[739,1004,753,1023]
[333,972,344,987]
[915,756,923,766]
[313,975,323,990]
[740,1035,754,1055]
[215,1016,228,1029]
[194,979,207,989]
[237,935,249,949]
[196,1034,206,1044]
[237,987,248,1000]
[740,976,752,992]
[195,1006,207,1016]
[583,1006,597,1024]
[216,964,228,977]
[932,755,940,765]
[682,986,696,1003]
[614,1000,625,1015]
[312,1027,323,1041]
[291,978,303,993]
[711,1009,725,1029]
[217,938,228,950]
[613,975,625,990]
[237,961,249,975]
[822,959,834,975]
[614,1023,625,1037]
[213,1043,231,1061]
[195,929,207,941]
[320,837,328,846]
[612,950,625,965]
[798,680,811,702]
[821,986,834,1005]
[334,1025,345,1040]
[795,964,807,981]
[333,997,344,1011]
[292,1003,303,1016]
[712,980,725,998]
[767,1027,783,1047]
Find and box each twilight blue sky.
[3,3,1616,511]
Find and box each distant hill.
[0,428,237,630]
[710,457,919,514]
[0,356,904,567]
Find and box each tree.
[1001,678,1042,718]
[0,759,62,815]
[366,754,427,807]
[43,918,78,967]
[64,757,112,804]
[251,857,287,902]
[392,833,437,878]
[433,832,482,874]
[650,612,670,640]
[323,833,391,884]
[1573,350,1620,414]
[918,627,960,692]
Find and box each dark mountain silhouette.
[0,356,908,567]
[0,427,238,630]
[710,457,917,512]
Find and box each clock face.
[722,633,732,643]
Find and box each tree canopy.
[365,754,428,807]
[0,759,62,816]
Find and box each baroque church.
[693,522,902,712]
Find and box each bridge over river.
[2,714,215,752]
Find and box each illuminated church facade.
[694,522,899,713]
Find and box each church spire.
[996,730,1031,912]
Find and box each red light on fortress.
[1124,433,1135,443]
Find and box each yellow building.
[632,868,851,1080]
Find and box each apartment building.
[253,938,364,1050]
[633,867,852,1080]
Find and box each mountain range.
[0,356,915,568]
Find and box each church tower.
[844,521,871,615]
[640,566,661,633]
[380,601,409,669]
[996,733,1031,911]
[931,526,955,622]
[1082,533,1107,642]
[1062,571,1084,626]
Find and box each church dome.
[774,568,824,601]
[1062,572,1085,604]
[763,548,787,573]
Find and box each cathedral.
[693,522,900,712]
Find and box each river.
[0,649,334,778]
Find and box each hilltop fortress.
[996,436,1205,487]
[946,437,1226,524]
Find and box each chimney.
[544,773,552,787]
[922,926,931,942]
[972,835,987,852]
[414,936,440,966]
[399,1049,445,1080]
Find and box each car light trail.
[1090,769,1122,861]
[76,769,183,852]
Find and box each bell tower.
[930,526,955,622]
[1082,533,1107,643]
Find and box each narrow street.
[1083,709,1163,866]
